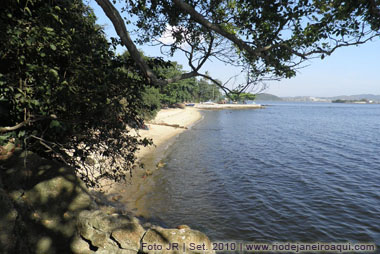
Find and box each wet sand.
[135,107,203,162]
[95,104,263,216]
[95,107,203,216]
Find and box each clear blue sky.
[88,0,380,97]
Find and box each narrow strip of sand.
[94,107,202,215]
[95,104,262,216]
[135,107,202,162]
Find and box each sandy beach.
[96,104,264,215]
[95,107,202,214]
[134,104,262,161]
[134,107,202,162]
[135,104,262,161]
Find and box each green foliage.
[122,58,223,107]
[138,87,162,120]
[228,92,256,103]
[120,0,379,87]
[0,0,150,185]
[155,63,222,104]
[195,77,223,103]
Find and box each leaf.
[30,99,40,106]
[49,120,61,128]
[44,27,54,33]
[18,130,26,138]
[50,44,57,51]
[51,13,60,22]
[48,68,59,78]
[24,7,32,16]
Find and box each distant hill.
[282,94,380,103]
[255,93,283,101]
[326,94,380,101]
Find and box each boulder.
[74,209,145,253]
[141,225,214,254]
[1,150,215,254]
[0,150,94,253]
[0,185,18,253]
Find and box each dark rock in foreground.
[0,151,214,254]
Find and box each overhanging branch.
[0,121,28,133]
[291,34,379,58]
[95,0,206,87]
[172,0,272,58]
[95,0,160,85]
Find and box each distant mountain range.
[324,94,380,101]
[255,93,283,101]
[255,93,380,103]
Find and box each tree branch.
[291,34,378,58]
[95,0,204,87]
[197,73,232,96]
[0,121,28,133]
[95,0,162,85]
[172,0,271,58]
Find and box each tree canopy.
[96,0,380,95]
[0,0,157,185]
[2,0,380,185]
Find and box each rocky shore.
[96,107,203,217]
[0,107,214,253]
[1,105,266,253]
[0,150,214,254]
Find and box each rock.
[85,157,96,166]
[156,161,165,169]
[0,150,94,253]
[0,142,16,161]
[0,186,18,253]
[141,226,214,254]
[71,235,93,254]
[36,237,53,254]
[76,209,145,253]
[111,194,122,202]
[1,150,215,254]
[177,224,191,229]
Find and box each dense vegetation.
[0,0,159,185]
[1,0,379,185]
[227,92,257,103]
[96,0,380,94]
[0,0,224,185]
[157,64,223,105]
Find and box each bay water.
[141,102,380,246]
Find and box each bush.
[138,87,162,121]
[0,0,150,186]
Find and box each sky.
[88,0,380,97]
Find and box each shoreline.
[98,103,263,216]
[135,107,203,166]
[195,103,263,109]
[135,103,262,165]
[97,107,203,216]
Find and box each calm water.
[143,102,380,245]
